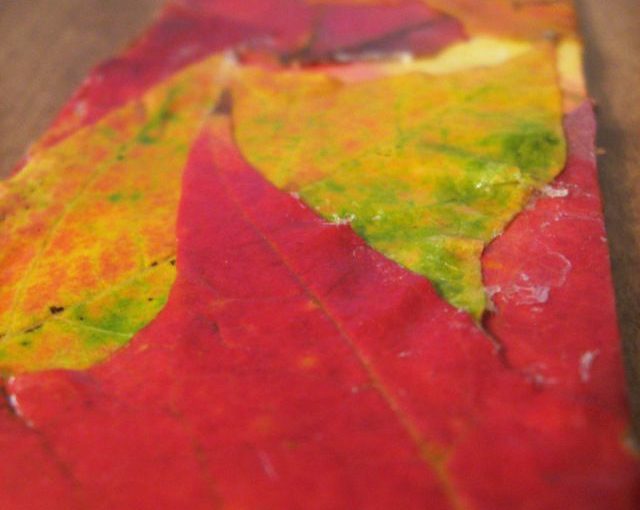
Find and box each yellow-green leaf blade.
[0,55,227,373]
[231,45,565,317]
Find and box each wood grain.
[1,0,639,436]
[0,0,164,176]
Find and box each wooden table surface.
[1,0,640,435]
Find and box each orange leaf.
[0,55,227,373]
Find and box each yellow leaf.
[0,55,227,373]
[231,45,565,317]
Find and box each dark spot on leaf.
[150,261,159,267]
[49,305,65,314]
[170,259,176,266]
[24,324,42,334]
[213,88,233,115]
[20,340,31,347]
[147,297,154,302]
[0,386,18,417]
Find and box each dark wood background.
[1,0,639,436]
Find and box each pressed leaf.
[231,44,566,316]
[306,0,576,40]
[0,55,227,373]
[2,112,636,509]
[298,0,465,61]
[0,1,637,508]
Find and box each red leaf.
[2,111,637,508]
[473,102,637,508]
[34,0,466,153]
[304,1,466,61]
[2,1,637,508]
